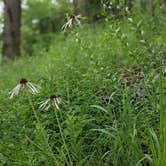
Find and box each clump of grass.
[148,61,166,166]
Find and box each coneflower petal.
[9,84,22,99]
[9,92,15,99]
[39,99,50,109]
[28,82,40,90]
[45,105,51,110]
[68,19,73,27]
[53,99,60,110]
[75,18,80,24]
[26,84,35,94]
[27,82,38,94]
[62,19,73,31]
[39,100,50,109]
[56,98,61,104]
[62,22,69,31]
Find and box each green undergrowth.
[0,12,166,166]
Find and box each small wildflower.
[141,30,145,35]
[128,17,133,22]
[125,6,129,13]
[116,5,120,9]
[39,94,62,110]
[62,14,82,31]
[9,78,39,99]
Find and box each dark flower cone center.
[70,14,75,19]
[20,78,28,84]
[49,94,57,100]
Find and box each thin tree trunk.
[2,0,21,62]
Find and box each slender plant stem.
[54,108,73,166]
[27,94,57,164]
[66,81,70,105]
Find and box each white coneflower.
[9,78,39,99]
[62,14,82,31]
[39,94,62,110]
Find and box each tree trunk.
[2,0,21,61]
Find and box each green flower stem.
[27,95,57,164]
[54,108,73,166]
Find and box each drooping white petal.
[29,82,40,89]
[38,99,48,104]
[53,99,60,110]
[45,104,51,110]
[56,98,61,104]
[39,99,50,109]
[75,17,81,24]
[9,84,22,99]
[9,91,16,99]
[26,84,35,94]
[27,82,39,94]
[28,82,40,92]
[68,19,73,27]
[76,15,81,19]
[62,22,68,31]
[62,19,73,31]
[14,84,22,94]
